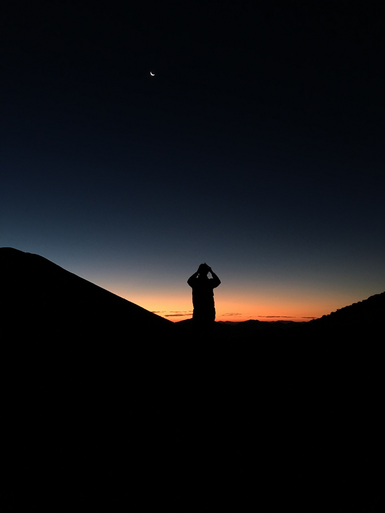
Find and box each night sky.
[2,1,384,321]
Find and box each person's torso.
[192,280,215,309]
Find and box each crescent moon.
[150,71,155,76]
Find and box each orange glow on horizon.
[99,280,364,325]
[115,290,326,323]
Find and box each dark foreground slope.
[1,247,175,342]
[309,291,384,328]
[299,291,385,343]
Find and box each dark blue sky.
[1,1,384,320]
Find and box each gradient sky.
[2,1,384,321]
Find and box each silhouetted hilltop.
[309,292,385,328]
[294,291,384,343]
[1,247,174,341]
[310,291,385,327]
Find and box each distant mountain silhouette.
[1,247,175,342]
[295,291,383,341]
[310,291,385,327]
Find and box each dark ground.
[2,249,383,509]
[4,326,383,510]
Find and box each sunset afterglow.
[93,278,370,324]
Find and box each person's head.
[198,263,210,276]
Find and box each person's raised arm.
[187,271,199,287]
[209,267,221,288]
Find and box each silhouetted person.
[188,263,221,337]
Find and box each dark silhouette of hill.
[1,247,175,342]
[299,291,385,342]
[310,291,385,327]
